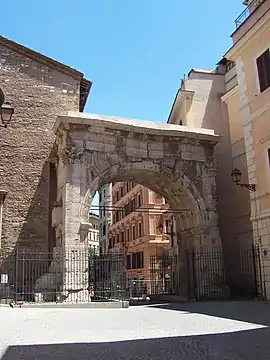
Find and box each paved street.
[1,301,270,359]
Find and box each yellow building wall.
[226,10,270,298]
[224,90,253,246]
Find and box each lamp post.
[0,90,14,128]
[231,168,256,192]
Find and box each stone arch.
[51,113,222,301]
[80,161,208,248]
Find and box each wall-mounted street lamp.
[0,89,14,128]
[231,168,256,192]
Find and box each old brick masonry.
[0,36,91,256]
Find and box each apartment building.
[88,212,100,253]
[98,184,112,254]
[221,0,270,298]
[108,182,169,282]
[167,64,238,259]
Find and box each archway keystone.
[50,112,222,302]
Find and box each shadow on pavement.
[149,300,270,326]
[2,327,270,360]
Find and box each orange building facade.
[108,182,169,282]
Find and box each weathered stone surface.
[0,38,90,254]
[50,113,223,299]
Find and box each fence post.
[14,247,18,303]
[186,250,191,299]
[191,249,198,300]
[251,244,259,298]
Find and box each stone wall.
[0,41,83,254]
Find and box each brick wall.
[0,43,82,253]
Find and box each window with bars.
[256,49,270,93]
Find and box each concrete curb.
[0,301,130,309]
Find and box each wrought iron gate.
[88,252,127,301]
[149,245,264,301]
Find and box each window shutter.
[264,49,270,89]
[257,54,266,92]
[257,49,270,93]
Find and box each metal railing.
[149,245,264,300]
[0,244,265,304]
[235,0,262,28]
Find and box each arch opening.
[80,161,208,251]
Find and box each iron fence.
[149,245,264,301]
[89,252,127,301]
[0,244,265,304]
[0,248,127,304]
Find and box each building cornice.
[225,15,270,60]
[167,88,194,124]
[221,85,239,103]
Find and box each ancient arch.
[51,112,221,301]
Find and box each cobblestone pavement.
[1,301,270,359]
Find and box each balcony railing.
[235,0,263,28]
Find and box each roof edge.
[0,35,84,81]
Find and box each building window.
[116,210,120,223]
[126,183,129,193]
[120,186,124,197]
[165,220,170,233]
[256,49,270,93]
[138,222,142,238]
[126,254,131,270]
[130,251,144,269]
[137,194,141,208]
[127,228,130,242]
[113,236,116,246]
[130,198,135,212]
[109,238,112,249]
[121,231,125,243]
[99,192,102,202]
[132,225,136,240]
[116,233,120,244]
[103,224,106,236]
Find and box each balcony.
[233,0,269,43]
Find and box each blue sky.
[2,0,245,211]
